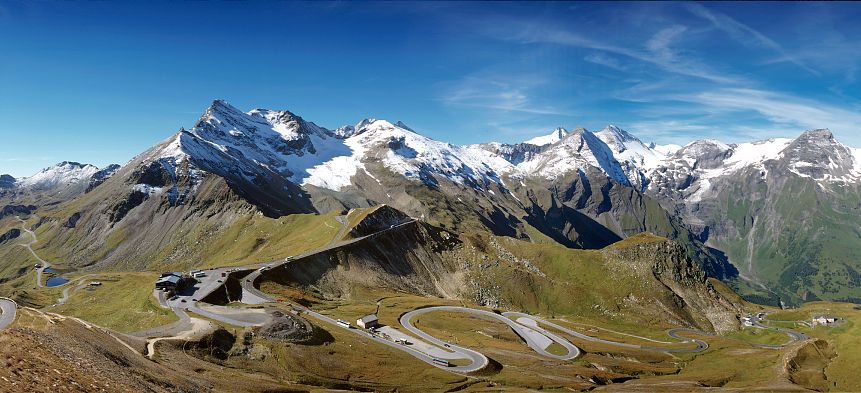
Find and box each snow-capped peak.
[591,125,669,170]
[593,125,638,153]
[17,161,100,190]
[394,121,414,132]
[524,126,569,146]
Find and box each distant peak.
[785,129,843,154]
[798,128,833,140]
[394,121,414,132]
[195,99,242,127]
[596,125,634,140]
[55,161,85,168]
[208,99,234,113]
[357,118,377,129]
[524,126,571,146]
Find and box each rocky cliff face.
[0,175,15,188]
[1,205,36,220]
[0,228,20,243]
[601,234,740,333]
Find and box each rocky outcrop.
[602,233,741,333]
[86,164,120,192]
[105,190,147,223]
[0,228,20,243]
[0,174,15,188]
[348,204,410,238]
[0,205,36,219]
[62,212,82,228]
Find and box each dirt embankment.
[786,339,837,392]
[1,308,202,392]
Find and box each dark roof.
[160,271,182,278]
[156,275,181,285]
[358,314,378,323]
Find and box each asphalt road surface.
[400,306,579,371]
[502,312,708,353]
[750,311,811,347]
[0,298,17,330]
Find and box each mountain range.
[3,99,861,307]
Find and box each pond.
[46,276,68,287]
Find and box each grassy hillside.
[47,272,178,332]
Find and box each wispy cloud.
[441,72,572,116]
[584,53,626,71]
[694,88,861,130]
[521,27,740,84]
[685,3,819,76]
[646,25,688,63]
[612,85,861,146]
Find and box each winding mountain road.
[16,216,51,287]
[501,312,709,352]
[41,274,99,310]
[401,306,579,371]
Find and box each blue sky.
[2,2,860,178]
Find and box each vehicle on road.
[336,319,351,328]
[432,358,450,367]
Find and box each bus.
[432,358,450,367]
[336,319,351,328]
